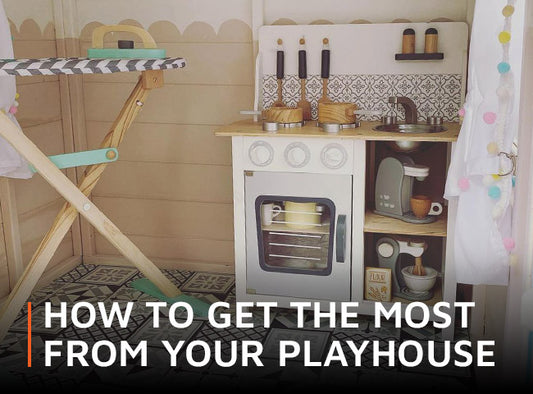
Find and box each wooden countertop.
[215,120,460,142]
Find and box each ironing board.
[0,54,186,341]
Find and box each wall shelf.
[395,53,444,61]
[363,210,447,237]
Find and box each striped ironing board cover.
[0,57,186,76]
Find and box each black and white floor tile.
[0,264,476,390]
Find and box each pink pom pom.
[8,105,17,114]
[503,237,515,251]
[458,177,470,191]
[458,108,465,117]
[483,111,497,124]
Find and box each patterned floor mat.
[0,264,477,390]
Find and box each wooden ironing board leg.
[0,71,176,342]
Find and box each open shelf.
[364,210,447,237]
[395,53,444,61]
[362,278,443,315]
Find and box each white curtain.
[444,0,524,285]
[0,0,32,179]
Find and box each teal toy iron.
[87,24,166,59]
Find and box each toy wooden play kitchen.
[216,22,468,340]
[0,25,209,342]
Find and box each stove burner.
[262,121,304,132]
[318,121,361,133]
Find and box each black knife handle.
[321,49,330,79]
[276,50,284,79]
[298,50,307,79]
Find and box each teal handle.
[31,148,118,173]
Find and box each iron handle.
[336,215,346,263]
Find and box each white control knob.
[284,142,310,168]
[321,143,347,169]
[249,141,274,166]
[377,242,394,258]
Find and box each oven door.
[245,171,352,301]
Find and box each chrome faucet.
[388,96,418,124]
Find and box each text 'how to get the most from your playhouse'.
[40,300,495,368]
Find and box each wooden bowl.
[262,107,303,123]
[318,102,357,124]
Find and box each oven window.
[255,196,335,275]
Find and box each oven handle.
[336,215,346,263]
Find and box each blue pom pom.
[512,176,516,187]
[488,185,501,199]
[497,62,511,74]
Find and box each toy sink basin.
[373,123,447,133]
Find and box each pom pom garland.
[458,177,470,191]
[488,185,501,200]
[483,112,497,124]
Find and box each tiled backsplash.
[262,73,462,122]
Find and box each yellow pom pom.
[492,174,501,181]
[487,142,499,155]
[502,5,514,17]
[15,93,19,100]
[499,31,511,44]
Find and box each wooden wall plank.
[85,121,232,165]
[13,39,57,58]
[11,121,66,214]
[12,176,62,216]
[21,120,65,156]
[22,235,74,271]
[93,196,234,240]
[94,233,234,264]
[16,82,62,128]
[17,200,74,267]
[83,83,254,125]
[93,161,233,203]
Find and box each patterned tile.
[47,283,114,306]
[399,340,472,377]
[273,308,308,328]
[55,264,97,283]
[163,269,194,286]
[180,272,234,295]
[367,319,401,339]
[10,305,69,335]
[77,266,137,286]
[128,317,203,348]
[330,329,399,370]
[262,73,462,122]
[57,314,147,343]
[262,328,330,362]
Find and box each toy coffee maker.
[374,156,442,223]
